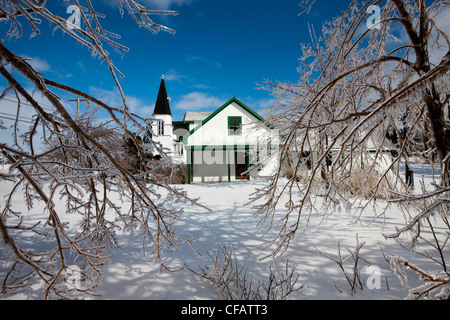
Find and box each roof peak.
[153,77,172,116]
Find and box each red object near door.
[235,151,248,179]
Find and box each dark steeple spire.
[153,75,172,116]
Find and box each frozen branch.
[253,0,450,299]
[0,0,207,299]
[185,242,303,300]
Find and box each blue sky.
[0,0,352,124]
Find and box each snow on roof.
[183,112,212,122]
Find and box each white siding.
[151,114,174,155]
[187,102,274,148]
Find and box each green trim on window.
[228,116,242,136]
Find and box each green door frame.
[186,145,252,184]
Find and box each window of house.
[158,121,164,136]
[228,116,242,135]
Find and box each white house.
[182,97,280,183]
[144,78,280,183]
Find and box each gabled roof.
[181,97,266,143]
[153,78,172,116]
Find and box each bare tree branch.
[252,0,450,299]
[0,1,205,299]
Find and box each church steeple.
[153,75,172,116]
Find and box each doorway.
[235,151,249,180]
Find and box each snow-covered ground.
[0,163,445,300]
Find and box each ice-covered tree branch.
[252,0,450,298]
[0,0,204,299]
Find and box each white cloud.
[23,56,51,72]
[163,69,185,81]
[88,86,155,116]
[98,0,193,10]
[76,61,87,73]
[186,55,222,69]
[19,54,77,79]
[174,92,225,111]
[191,83,210,89]
[139,0,194,9]
[89,87,121,108]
